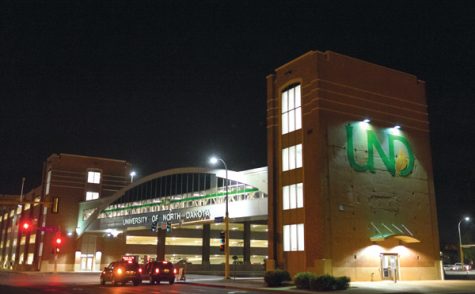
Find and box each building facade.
[266,51,441,281]
[76,167,268,274]
[0,153,132,271]
[0,154,268,273]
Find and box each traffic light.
[20,220,32,233]
[151,221,157,232]
[219,231,225,252]
[54,236,63,254]
[166,221,172,233]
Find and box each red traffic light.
[55,237,62,245]
[20,221,32,232]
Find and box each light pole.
[130,171,136,183]
[458,216,470,266]
[209,156,230,279]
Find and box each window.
[86,191,99,201]
[282,84,301,134]
[282,144,302,171]
[87,171,101,184]
[283,183,303,210]
[45,170,52,195]
[283,224,304,251]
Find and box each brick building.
[266,51,440,281]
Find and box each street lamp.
[458,216,470,266]
[130,171,136,183]
[209,156,230,279]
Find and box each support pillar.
[202,224,210,264]
[156,229,166,261]
[243,222,251,264]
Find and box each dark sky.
[1,1,475,243]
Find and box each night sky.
[1,1,475,244]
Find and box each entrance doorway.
[380,254,399,281]
[80,255,94,271]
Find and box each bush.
[264,269,291,287]
[310,274,336,291]
[294,272,317,289]
[334,276,350,290]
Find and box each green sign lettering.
[346,124,414,176]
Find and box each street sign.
[214,216,224,223]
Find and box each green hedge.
[264,269,291,287]
[294,272,317,289]
[310,274,336,291]
[294,272,351,291]
[334,276,351,290]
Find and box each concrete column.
[202,224,210,264]
[243,222,251,264]
[156,229,166,261]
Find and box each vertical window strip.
[296,183,304,208]
[45,170,52,195]
[283,186,290,210]
[283,223,305,252]
[282,144,302,172]
[283,225,290,251]
[298,224,305,251]
[282,148,289,171]
[289,185,296,209]
[281,84,302,134]
[296,144,303,168]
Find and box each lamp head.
[209,157,218,165]
[465,217,470,222]
[130,171,136,177]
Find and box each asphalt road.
[0,272,265,294]
[4,271,475,294]
[0,284,266,294]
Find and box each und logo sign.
[346,123,415,176]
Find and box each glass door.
[381,254,399,281]
[80,255,94,271]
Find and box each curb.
[181,281,302,294]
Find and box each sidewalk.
[181,275,475,293]
[180,275,298,293]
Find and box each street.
[0,272,265,294]
[4,271,475,294]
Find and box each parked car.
[143,260,177,284]
[100,260,142,286]
[451,262,471,271]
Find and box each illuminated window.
[45,170,52,195]
[85,191,99,201]
[87,171,101,184]
[282,144,302,171]
[283,183,303,210]
[283,224,304,251]
[282,84,301,134]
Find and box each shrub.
[264,269,291,287]
[294,272,317,289]
[310,274,336,291]
[334,276,351,290]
